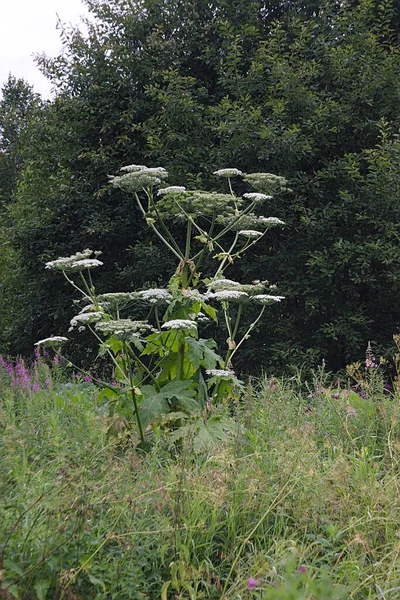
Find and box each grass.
[1,359,400,599]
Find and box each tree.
[3,0,400,374]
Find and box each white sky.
[0,0,91,99]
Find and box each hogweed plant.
[41,166,289,449]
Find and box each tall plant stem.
[176,332,185,380]
[79,271,94,300]
[224,304,243,366]
[147,191,184,257]
[225,306,266,367]
[185,220,192,260]
[125,341,145,444]
[125,344,160,391]
[188,213,216,286]
[88,325,128,384]
[213,200,257,243]
[222,303,232,339]
[134,193,183,260]
[154,306,161,332]
[62,271,91,302]
[215,232,239,277]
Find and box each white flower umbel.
[162,319,198,331]
[258,217,285,226]
[34,336,68,347]
[70,258,103,271]
[97,292,133,304]
[96,319,154,339]
[136,288,172,304]
[252,294,285,305]
[69,312,104,331]
[45,248,101,271]
[206,279,241,291]
[243,192,272,202]
[206,369,235,378]
[208,290,249,303]
[213,168,243,177]
[157,186,186,196]
[238,230,263,239]
[120,164,147,172]
[196,312,210,323]
[182,289,206,301]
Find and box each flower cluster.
[110,166,168,193]
[243,172,291,195]
[155,190,239,220]
[238,230,263,239]
[213,168,243,177]
[243,192,272,203]
[206,278,241,291]
[162,319,197,331]
[252,294,285,305]
[45,249,102,272]
[136,288,172,305]
[96,319,154,340]
[205,369,235,378]
[157,186,186,196]
[217,213,284,231]
[208,290,249,303]
[96,292,134,310]
[69,311,104,331]
[34,336,68,348]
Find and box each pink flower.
[298,565,307,574]
[247,578,258,589]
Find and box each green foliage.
[1,0,400,374]
[42,166,285,445]
[2,364,400,598]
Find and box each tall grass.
[1,360,400,599]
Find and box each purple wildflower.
[84,375,93,383]
[346,405,357,418]
[298,565,307,574]
[247,578,259,589]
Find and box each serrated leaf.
[186,337,204,370]
[139,387,170,429]
[193,415,231,452]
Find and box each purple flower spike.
[247,578,258,589]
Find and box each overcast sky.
[0,0,91,98]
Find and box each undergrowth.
[1,363,400,599]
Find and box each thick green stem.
[62,271,91,302]
[79,271,94,300]
[147,191,184,257]
[215,231,239,277]
[224,304,243,366]
[222,302,232,339]
[176,333,185,380]
[125,342,145,444]
[88,325,128,384]
[225,306,266,367]
[188,213,216,286]
[154,306,161,332]
[185,220,192,260]
[125,344,161,391]
[213,200,257,243]
[134,193,183,260]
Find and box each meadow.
[1,354,400,599]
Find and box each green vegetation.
[41,165,287,447]
[1,355,400,599]
[1,0,400,373]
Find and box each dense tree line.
[1,0,400,374]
